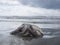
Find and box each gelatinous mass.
[10,24,43,40]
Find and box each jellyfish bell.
[10,24,44,40]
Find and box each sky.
[0,0,60,16]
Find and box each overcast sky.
[0,0,60,16]
[20,0,60,9]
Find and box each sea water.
[0,16,60,45]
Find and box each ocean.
[0,16,60,45]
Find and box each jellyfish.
[10,24,43,41]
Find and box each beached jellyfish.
[10,24,43,41]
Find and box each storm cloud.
[19,0,60,9]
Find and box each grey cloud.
[0,3,19,6]
[19,0,60,9]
